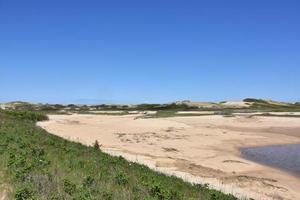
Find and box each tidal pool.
[241,144,300,177]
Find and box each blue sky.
[1,0,299,104]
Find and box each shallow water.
[241,144,300,177]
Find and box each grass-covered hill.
[0,110,238,200]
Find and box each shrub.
[243,98,267,103]
[73,188,93,200]
[115,171,129,185]
[63,179,77,195]
[149,182,164,198]
[169,190,183,200]
[3,110,48,121]
[103,191,113,200]
[83,175,94,187]
[50,194,63,200]
[15,186,36,200]
[93,140,100,149]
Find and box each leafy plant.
[63,179,77,195]
[103,191,113,200]
[115,171,129,185]
[15,186,36,200]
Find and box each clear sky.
[1,0,299,104]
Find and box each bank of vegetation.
[1,99,300,115]
[0,110,237,200]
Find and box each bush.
[243,98,267,103]
[83,175,94,187]
[93,140,100,149]
[115,171,129,185]
[50,194,63,200]
[2,110,48,121]
[149,182,166,199]
[15,186,36,200]
[73,188,93,200]
[103,191,113,200]
[63,179,77,195]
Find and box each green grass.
[0,110,238,200]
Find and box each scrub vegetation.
[0,110,237,200]
[2,98,300,115]
[138,111,214,119]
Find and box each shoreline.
[38,114,300,200]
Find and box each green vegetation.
[77,111,136,116]
[243,98,268,103]
[2,98,300,118]
[138,111,214,119]
[0,110,237,200]
[214,110,234,117]
[251,113,300,118]
[1,110,49,121]
[135,103,198,111]
[243,98,300,112]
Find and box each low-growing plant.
[115,171,129,185]
[15,186,36,200]
[103,191,113,200]
[83,175,94,187]
[63,179,77,195]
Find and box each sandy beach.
[38,114,300,200]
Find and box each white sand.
[221,101,251,108]
[38,114,300,200]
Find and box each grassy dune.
[0,110,237,200]
[2,99,300,115]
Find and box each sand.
[220,101,251,108]
[37,114,300,200]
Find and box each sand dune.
[38,114,300,200]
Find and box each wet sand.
[38,114,300,200]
